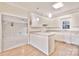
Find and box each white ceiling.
[5,2,79,18]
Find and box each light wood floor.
[0,41,79,56]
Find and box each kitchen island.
[30,32,56,55]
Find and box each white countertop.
[31,32,56,36]
[49,29,79,32]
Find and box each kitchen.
[0,2,79,56]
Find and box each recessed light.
[52,2,64,9]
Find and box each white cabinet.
[30,34,48,54]
[71,33,79,45]
[63,32,79,45]
[55,32,71,43]
[30,32,55,55]
[55,31,79,46]
[64,32,72,44]
[55,33,64,42]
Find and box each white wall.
[30,11,79,32]
[0,3,28,51]
[2,15,28,51]
[56,12,79,30]
[0,14,2,52]
[72,12,79,29]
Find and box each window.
[62,21,70,29]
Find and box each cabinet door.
[64,32,72,43]
[55,34,64,42]
[71,33,79,45]
[30,34,48,54]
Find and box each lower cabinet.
[55,32,79,46]
[54,32,71,43]
[30,32,79,56]
[30,33,55,55]
[55,33,64,42]
[64,32,79,45]
[64,32,72,44]
[71,33,79,45]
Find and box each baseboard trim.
[1,43,28,53]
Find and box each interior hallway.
[0,41,79,56]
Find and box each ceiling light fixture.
[36,17,40,21]
[48,13,52,18]
[52,2,64,9]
